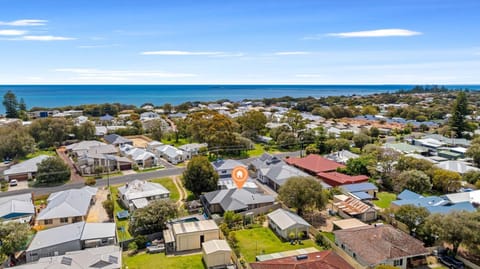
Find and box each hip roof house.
[3,155,50,181]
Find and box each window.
[394,259,403,266]
[44,219,53,225]
[60,217,69,223]
[72,216,83,222]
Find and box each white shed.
[202,240,232,268]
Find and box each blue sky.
[0,0,479,84]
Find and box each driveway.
[56,147,84,183]
[86,188,110,223]
[7,180,29,191]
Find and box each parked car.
[9,179,18,186]
[438,255,465,269]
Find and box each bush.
[315,233,330,248]
[85,177,96,186]
[127,242,138,256]
[134,235,148,249]
[102,199,114,219]
[0,181,8,192]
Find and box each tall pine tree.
[449,91,468,138]
[2,90,18,118]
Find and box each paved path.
[0,151,300,198]
[56,147,84,183]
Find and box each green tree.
[0,123,35,160]
[278,176,328,216]
[281,110,306,135]
[449,91,468,138]
[277,132,297,149]
[183,156,219,197]
[325,138,350,152]
[395,156,434,175]
[185,111,237,150]
[29,118,70,148]
[345,155,375,176]
[36,157,71,184]
[393,170,432,194]
[462,170,480,184]
[236,110,267,139]
[0,222,31,263]
[18,98,27,111]
[102,199,114,219]
[2,90,18,118]
[76,121,96,140]
[352,133,371,149]
[432,169,461,193]
[129,199,178,236]
[145,119,165,141]
[394,205,430,232]
[305,144,319,155]
[223,211,243,229]
[163,103,173,114]
[466,137,480,167]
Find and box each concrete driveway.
[7,180,29,191]
[86,188,110,223]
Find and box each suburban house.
[217,177,258,191]
[120,144,157,168]
[332,218,369,230]
[179,143,207,159]
[333,195,377,222]
[104,134,133,147]
[250,153,284,179]
[267,208,311,240]
[140,111,160,120]
[0,193,35,223]
[82,144,118,155]
[443,190,480,206]
[66,141,107,157]
[163,219,219,253]
[16,245,121,269]
[412,138,445,154]
[3,155,50,181]
[258,162,314,191]
[155,144,185,164]
[26,221,116,263]
[146,140,164,152]
[334,224,429,269]
[76,153,133,175]
[424,134,471,147]
[201,188,275,216]
[391,189,476,214]
[202,240,233,269]
[384,143,428,155]
[285,154,345,176]
[36,186,98,228]
[212,159,247,178]
[340,182,378,201]
[250,250,355,269]
[435,160,480,174]
[317,172,369,187]
[324,150,360,164]
[117,179,170,210]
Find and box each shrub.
[127,242,138,256]
[315,233,330,248]
[84,177,96,186]
[134,235,148,249]
[102,199,114,219]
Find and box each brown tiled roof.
[317,172,368,186]
[334,225,429,266]
[285,154,345,174]
[250,250,355,269]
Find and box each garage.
[202,240,232,269]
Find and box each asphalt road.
[0,151,300,198]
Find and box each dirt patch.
[86,188,110,223]
[125,135,153,148]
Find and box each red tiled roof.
[250,250,355,269]
[317,172,368,187]
[285,154,345,174]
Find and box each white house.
[118,180,170,210]
[267,208,310,240]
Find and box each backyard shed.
[202,240,232,268]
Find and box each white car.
[9,179,18,187]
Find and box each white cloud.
[55,68,197,78]
[141,50,224,56]
[20,35,76,41]
[274,51,311,55]
[326,28,422,38]
[77,44,120,49]
[0,19,47,26]
[0,29,27,36]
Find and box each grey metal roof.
[435,160,480,174]
[3,155,50,176]
[179,143,207,152]
[250,153,283,170]
[264,163,310,186]
[85,144,118,155]
[66,141,106,152]
[27,221,85,252]
[203,188,275,212]
[80,222,116,241]
[212,159,246,171]
[37,186,98,220]
[267,208,310,230]
[202,239,231,254]
[341,183,378,193]
[0,198,34,219]
[104,134,132,145]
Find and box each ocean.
[0,84,479,113]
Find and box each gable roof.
[250,250,355,269]
[341,182,378,193]
[333,195,373,215]
[435,160,480,174]
[334,225,428,266]
[212,159,246,171]
[203,188,275,212]
[27,221,85,252]
[80,222,116,241]
[317,172,368,186]
[267,208,310,230]
[4,155,50,176]
[251,153,284,170]
[37,186,97,220]
[104,134,132,145]
[397,189,423,200]
[392,190,476,214]
[179,143,207,152]
[0,193,35,220]
[285,154,345,174]
[202,239,231,254]
[264,163,310,186]
[66,141,106,152]
[157,144,184,158]
[172,219,218,235]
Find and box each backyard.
[235,227,320,262]
[150,177,180,201]
[373,192,397,209]
[123,252,204,269]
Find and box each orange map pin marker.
[232,166,249,189]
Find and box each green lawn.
[150,177,180,201]
[320,231,335,242]
[161,138,189,147]
[109,186,132,240]
[123,252,204,269]
[373,192,397,209]
[136,166,164,173]
[20,150,56,161]
[248,143,266,157]
[235,227,320,262]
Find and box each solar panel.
[61,257,72,266]
[108,255,118,264]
